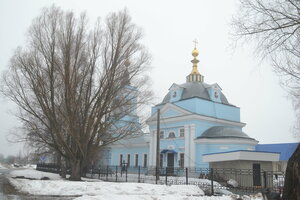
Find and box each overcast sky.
[0,0,298,156]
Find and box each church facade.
[106,46,270,169]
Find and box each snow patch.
[8,178,204,197]
[10,169,62,180]
[74,194,234,200]
[227,179,238,188]
[7,169,263,200]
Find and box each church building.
[106,46,284,171]
[146,46,258,169]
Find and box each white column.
[190,124,196,168]
[184,125,190,168]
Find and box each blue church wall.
[157,127,185,168]
[195,143,256,168]
[150,119,239,138]
[160,139,185,151]
[148,117,246,169]
[110,146,149,167]
[214,103,240,122]
[174,98,240,122]
[149,119,222,131]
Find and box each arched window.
[168,132,176,138]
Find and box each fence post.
[263,171,267,188]
[106,165,109,181]
[115,166,118,182]
[186,168,188,185]
[121,165,123,177]
[138,166,141,183]
[155,167,158,184]
[165,167,168,185]
[125,166,128,182]
[211,168,214,196]
[98,167,100,179]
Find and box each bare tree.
[1,6,152,181]
[232,0,300,199]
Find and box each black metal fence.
[36,163,285,195]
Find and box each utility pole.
[155,108,160,184]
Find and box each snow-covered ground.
[0,163,8,169]
[10,168,62,180]
[0,163,37,170]
[88,172,238,196]
[7,169,264,200]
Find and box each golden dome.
[192,48,199,57]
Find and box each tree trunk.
[69,159,82,181]
[283,143,300,200]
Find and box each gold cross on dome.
[193,39,198,48]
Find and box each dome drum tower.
[186,47,204,83]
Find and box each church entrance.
[167,153,174,174]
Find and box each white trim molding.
[108,143,149,148]
[203,151,280,162]
[195,138,259,145]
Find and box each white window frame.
[179,128,185,137]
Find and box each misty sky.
[0,0,298,156]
